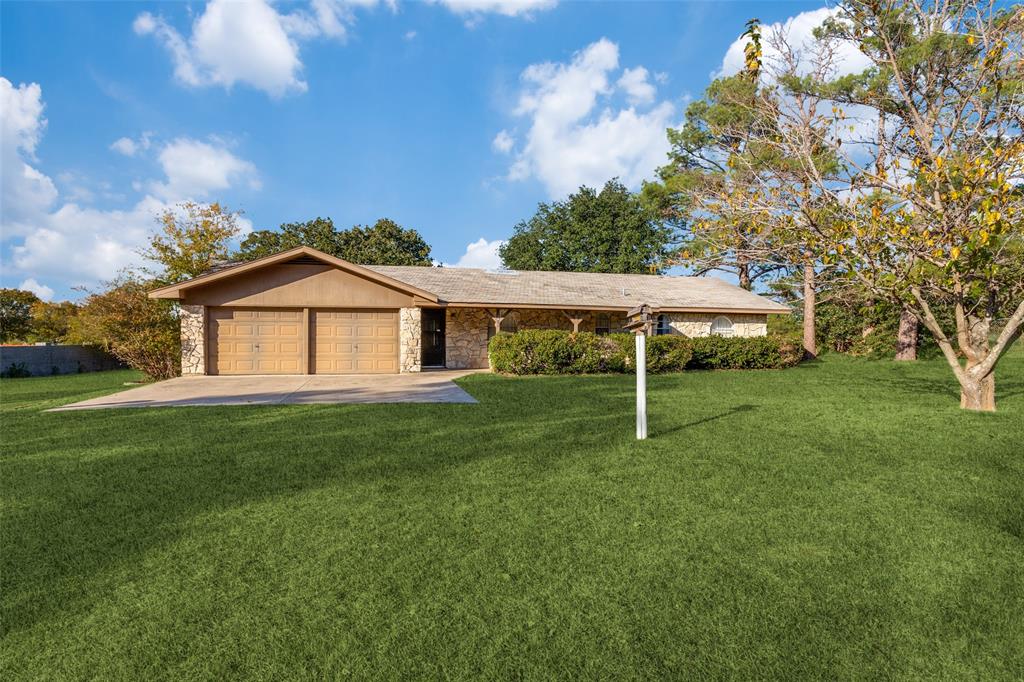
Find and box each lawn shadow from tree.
[1,376,636,638]
[654,403,758,436]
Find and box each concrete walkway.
[51,370,481,411]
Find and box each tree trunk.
[802,261,816,359]
[862,297,876,338]
[738,262,751,291]
[960,366,996,412]
[894,307,918,361]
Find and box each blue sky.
[1,0,828,301]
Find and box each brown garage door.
[313,309,398,374]
[209,308,304,375]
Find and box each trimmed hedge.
[689,334,804,370]
[488,330,692,375]
[488,329,801,375]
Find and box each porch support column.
[180,304,206,375]
[487,308,510,336]
[562,310,585,333]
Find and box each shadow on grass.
[1,376,634,637]
[656,403,758,436]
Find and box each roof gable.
[148,247,439,302]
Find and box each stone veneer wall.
[444,308,630,369]
[399,307,422,373]
[661,312,767,338]
[445,308,491,369]
[180,304,206,375]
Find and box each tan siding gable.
[184,264,417,308]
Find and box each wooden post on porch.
[487,308,510,336]
[562,310,585,333]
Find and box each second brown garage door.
[312,309,399,374]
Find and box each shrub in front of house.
[605,333,693,373]
[488,330,692,375]
[489,330,622,374]
[688,334,803,370]
[489,329,801,374]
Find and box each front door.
[421,308,446,367]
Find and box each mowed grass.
[2,355,1023,680]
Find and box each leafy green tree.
[142,202,243,283]
[500,180,673,273]
[777,0,1024,410]
[646,18,840,358]
[235,217,340,261]
[29,300,78,343]
[69,276,180,380]
[644,20,787,291]
[0,289,40,342]
[236,217,433,266]
[337,218,433,265]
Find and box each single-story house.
[149,246,789,375]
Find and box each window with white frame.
[655,314,672,335]
[710,316,734,337]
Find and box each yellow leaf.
[967,35,975,46]
[951,246,961,259]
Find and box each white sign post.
[635,331,647,440]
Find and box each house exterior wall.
[180,304,206,375]
[444,307,630,369]
[399,307,422,373]
[660,312,767,337]
[445,308,491,369]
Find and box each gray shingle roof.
[366,266,789,313]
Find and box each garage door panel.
[210,307,305,375]
[312,309,398,374]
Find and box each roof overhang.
[148,246,440,302]
[443,302,790,314]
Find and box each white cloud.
[1,80,258,289]
[135,1,546,95]
[150,137,260,200]
[449,238,505,269]
[110,137,138,156]
[499,38,678,198]
[716,7,871,81]
[135,0,307,97]
[19,278,54,301]
[0,78,59,234]
[617,66,655,105]
[134,0,392,98]
[492,129,514,154]
[433,0,557,19]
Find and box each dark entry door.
[421,308,446,367]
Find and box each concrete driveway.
[51,370,481,411]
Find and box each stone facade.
[180,304,206,375]
[445,308,492,369]
[659,312,767,338]
[399,307,422,373]
[444,307,631,369]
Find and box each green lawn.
[2,356,1023,680]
